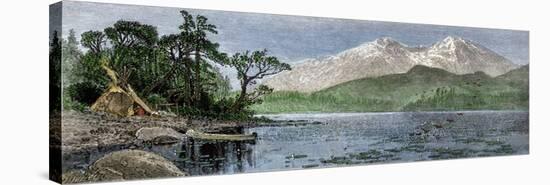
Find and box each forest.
[50,10,291,120]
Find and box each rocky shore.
[51,110,327,183]
[55,111,322,154]
[54,111,249,183]
[58,111,190,153]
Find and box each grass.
[253,91,397,113]
[253,65,529,113]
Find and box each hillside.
[264,36,518,92]
[253,65,528,113]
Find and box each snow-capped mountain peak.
[374,37,404,47]
[442,36,466,43]
[264,36,518,92]
[432,36,474,51]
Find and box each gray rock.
[87,150,186,182]
[135,127,185,143]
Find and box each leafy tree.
[229,49,291,112]
[103,20,160,92]
[179,10,227,107]
[104,20,158,48]
[143,34,192,97]
[73,30,111,97]
[80,30,105,54]
[142,10,229,112]
[69,51,109,106]
[66,30,109,106]
[73,22,167,107]
[64,11,290,120]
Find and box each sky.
[51,1,529,88]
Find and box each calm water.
[63,111,529,176]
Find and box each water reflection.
[176,127,255,175]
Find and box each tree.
[179,10,226,107]
[65,12,289,119]
[64,29,82,57]
[103,20,159,92]
[72,22,161,106]
[104,20,158,48]
[50,31,62,112]
[62,29,83,86]
[143,34,192,98]
[211,68,232,100]
[73,30,109,101]
[80,30,105,54]
[229,49,291,112]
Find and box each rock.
[152,135,181,145]
[434,122,445,128]
[410,121,447,141]
[419,123,434,133]
[87,150,186,182]
[157,110,178,117]
[135,127,185,143]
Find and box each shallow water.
[63,111,529,176]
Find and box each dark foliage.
[66,82,104,105]
[49,31,62,112]
[57,10,290,120]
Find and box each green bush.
[147,94,167,105]
[172,96,256,121]
[66,82,104,105]
[62,94,87,112]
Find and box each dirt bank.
[58,111,189,153]
[56,111,261,154]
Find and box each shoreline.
[256,109,529,119]
[256,109,529,115]
[55,109,528,154]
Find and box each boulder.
[87,150,185,182]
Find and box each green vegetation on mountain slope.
[252,65,529,113]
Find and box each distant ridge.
[264,36,518,92]
[253,64,529,113]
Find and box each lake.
[63,111,529,176]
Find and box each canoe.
[185,129,257,141]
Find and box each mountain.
[497,64,529,84]
[253,65,529,113]
[264,36,518,92]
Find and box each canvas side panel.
[49,1,62,184]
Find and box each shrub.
[66,82,104,105]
